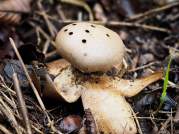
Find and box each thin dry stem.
[42,40,50,54]
[0,97,23,134]
[37,1,57,37]
[158,116,172,134]
[129,1,179,21]
[9,38,62,134]
[29,21,56,47]
[9,38,46,112]
[130,107,143,134]
[61,0,94,20]
[12,71,32,134]
[128,61,160,72]
[174,104,179,122]
[0,124,13,134]
[45,50,58,60]
[58,20,171,33]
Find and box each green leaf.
[160,56,172,104]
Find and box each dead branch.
[60,0,94,20]
[12,71,32,134]
[57,20,171,33]
[129,1,179,21]
[9,38,63,134]
[0,97,23,134]
[0,124,13,134]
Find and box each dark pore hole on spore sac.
[82,39,86,43]
[106,34,110,37]
[85,30,90,33]
[69,32,73,35]
[91,25,95,28]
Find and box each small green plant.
[158,55,172,110]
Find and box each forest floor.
[0,0,179,134]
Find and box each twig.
[9,38,46,112]
[128,61,160,72]
[29,21,56,47]
[129,1,179,21]
[1,91,22,120]
[37,1,57,37]
[130,107,143,134]
[31,125,43,134]
[136,117,166,121]
[0,97,23,134]
[174,104,179,122]
[0,75,16,95]
[60,0,94,20]
[35,28,41,46]
[158,116,172,134]
[42,40,50,54]
[9,38,62,134]
[58,20,171,33]
[148,69,179,89]
[45,50,58,61]
[56,5,67,20]
[12,71,32,134]
[171,109,174,134]
[0,124,13,134]
[0,10,28,14]
[1,92,17,110]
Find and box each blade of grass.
[156,56,172,113]
[160,56,172,103]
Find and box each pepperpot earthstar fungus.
[44,22,163,134]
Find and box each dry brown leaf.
[0,0,32,24]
